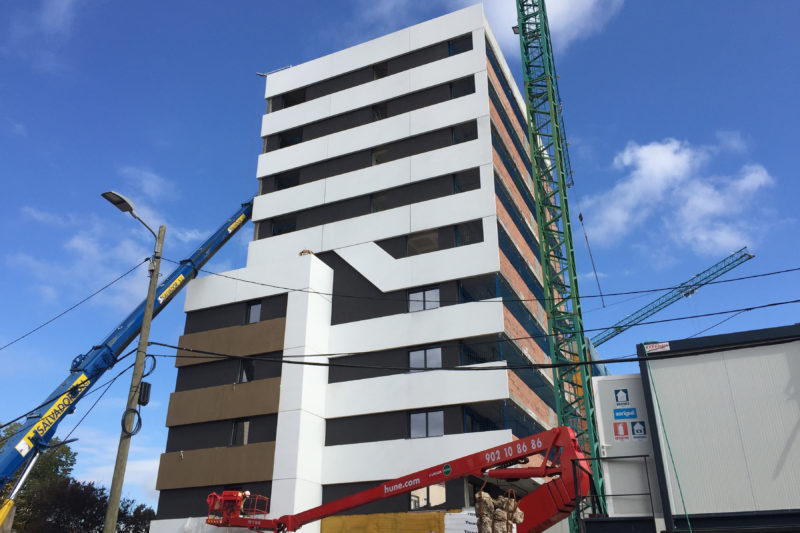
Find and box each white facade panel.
[334,219,499,293]
[262,47,487,137]
[264,4,484,97]
[326,362,508,418]
[322,429,512,484]
[328,299,505,355]
[257,91,487,179]
[183,254,332,312]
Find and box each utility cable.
[0,259,150,353]
[578,212,605,307]
[147,321,787,371]
[64,362,133,441]
[0,348,137,434]
[157,296,800,349]
[687,311,745,339]
[162,257,800,304]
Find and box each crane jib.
[0,198,253,489]
[13,374,91,458]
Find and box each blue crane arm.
[0,200,253,487]
[590,247,754,347]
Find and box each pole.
[103,225,165,533]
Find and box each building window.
[450,76,475,99]
[272,215,296,235]
[372,146,389,165]
[448,34,472,56]
[373,61,389,80]
[275,170,300,191]
[455,220,483,246]
[372,102,388,121]
[247,302,261,324]
[408,288,440,312]
[409,347,442,372]
[278,127,303,148]
[410,410,444,438]
[230,419,250,446]
[407,229,439,256]
[370,191,388,213]
[282,87,306,108]
[410,483,446,510]
[238,359,255,383]
[452,121,478,144]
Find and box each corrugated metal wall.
[647,339,800,515]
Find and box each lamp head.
[101,191,136,214]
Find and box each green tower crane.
[591,247,755,347]
[514,0,606,520]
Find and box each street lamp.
[101,191,166,533]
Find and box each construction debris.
[475,491,524,533]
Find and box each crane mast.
[591,247,755,347]
[514,0,605,517]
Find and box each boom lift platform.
[206,426,590,533]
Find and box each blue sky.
[1,0,798,511]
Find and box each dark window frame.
[408,287,440,312]
[409,347,442,372]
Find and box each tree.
[1,422,78,530]
[0,424,154,532]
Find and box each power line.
[163,257,800,305]
[0,259,150,353]
[149,295,800,366]
[157,296,800,356]
[687,310,746,339]
[146,331,758,373]
[0,348,137,434]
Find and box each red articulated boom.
[206,426,590,533]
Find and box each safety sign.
[614,389,630,406]
[613,421,629,440]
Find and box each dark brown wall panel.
[176,317,286,367]
[166,377,280,427]
[156,441,275,490]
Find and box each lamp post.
[100,191,165,533]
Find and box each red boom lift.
[206,426,590,533]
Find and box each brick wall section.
[499,251,547,329]
[507,369,553,427]
[493,150,538,240]
[486,59,529,152]
[496,198,542,280]
[489,101,532,187]
[503,307,549,365]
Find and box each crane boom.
[590,247,754,347]
[206,426,590,533]
[0,200,253,490]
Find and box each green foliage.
[1,424,154,532]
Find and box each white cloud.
[581,138,706,244]
[8,119,28,137]
[581,137,775,256]
[118,166,177,201]
[71,425,161,506]
[667,164,774,254]
[715,130,747,154]
[39,0,82,37]
[447,0,624,58]
[3,0,85,72]
[345,0,623,63]
[21,205,68,225]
